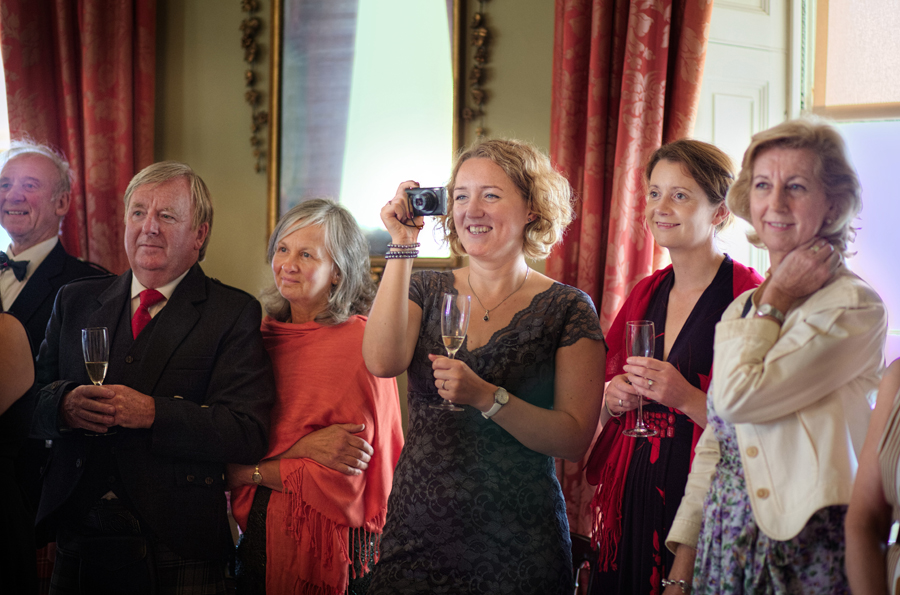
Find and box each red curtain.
[549,0,712,538]
[0,0,156,273]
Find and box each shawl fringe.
[586,413,634,572]
[282,469,386,588]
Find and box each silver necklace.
[467,267,530,322]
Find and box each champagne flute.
[622,320,658,438]
[431,293,471,411]
[82,327,109,386]
[81,327,115,436]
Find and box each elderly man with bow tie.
[0,141,107,594]
[0,140,107,350]
[31,161,275,595]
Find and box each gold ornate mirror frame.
[267,0,466,270]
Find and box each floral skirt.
[693,411,849,594]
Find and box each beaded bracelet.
[386,242,421,250]
[661,578,690,594]
[384,251,419,260]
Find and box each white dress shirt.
[0,236,58,310]
[129,269,190,320]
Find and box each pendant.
[483,311,490,322]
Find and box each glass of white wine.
[82,327,109,386]
[431,293,470,412]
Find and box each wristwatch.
[482,386,509,419]
[251,464,263,485]
[755,303,785,324]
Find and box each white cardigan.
[667,267,887,551]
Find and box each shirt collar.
[130,268,191,302]
[6,236,58,278]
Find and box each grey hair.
[261,199,375,325]
[123,161,214,260]
[0,139,73,200]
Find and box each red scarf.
[585,261,762,571]
[231,316,404,595]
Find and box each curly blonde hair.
[440,138,574,260]
[727,118,861,257]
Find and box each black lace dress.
[367,270,605,595]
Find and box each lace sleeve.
[559,286,606,349]
[408,270,428,309]
[408,270,450,311]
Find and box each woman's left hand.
[763,237,841,308]
[624,356,708,426]
[429,353,494,411]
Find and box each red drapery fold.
[0,0,156,273]
[549,0,712,538]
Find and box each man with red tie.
[31,161,275,594]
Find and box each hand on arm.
[60,385,117,433]
[362,181,425,378]
[845,360,900,595]
[225,423,375,492]
[624,357,708,427]
[274,423,374,476]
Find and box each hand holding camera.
[381,181,448,246]
[405,187,448,217]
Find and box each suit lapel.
[88,270,132,336]
[9,240,66,322]
[130,264,207,395]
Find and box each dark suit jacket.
[32,263,275,560]
[6,240,108,518]
[7,240,108,356]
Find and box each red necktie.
[132,289,165,338]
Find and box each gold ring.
[442,380,447,390]
[619,399,623,407]
[648,379,654,388]
[810,244,821,253]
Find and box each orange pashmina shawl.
[231,316,404,595]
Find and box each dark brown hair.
[645,139,736,232]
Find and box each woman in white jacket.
[661,119,887,595]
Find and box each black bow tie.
[0,251,29,281]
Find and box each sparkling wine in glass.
[82,327,109,386]
[622,320,658,438]
[431,293,471,411]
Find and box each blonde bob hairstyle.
[260,199,375,326]
[727,118,861,257]
[441,138,574,260]
[123,161,214,261]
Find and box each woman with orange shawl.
[227,199,404,595]
[585,140,762,594]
